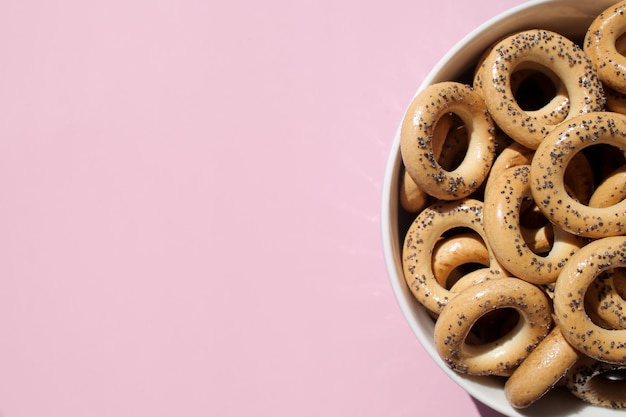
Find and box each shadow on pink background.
[0,0,527,415]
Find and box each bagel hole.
[594,267,626,300]
[511,67,558,111]
[562,151,595,205]
[601,370,626,381]
[581,144,626,189]
[465,308,520,346]
[519,196,554,255]
[585,268,626,329]
[617,32,626,56]
[441,227,479,239]
[445,262,488,289]
[586,370,626,406]
[519,197,549,228]
[614,267,626,299]
[436,113,468,171]
[565,144,626,206]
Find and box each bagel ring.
[433,277,553,376]
[484,165,585,285]
[474,29,605,149]
[585,0,626,94]
[554,236,626,364]
[530,112,626,238]
[504,327,579,408]
[402,198,504,314]
[399,169,430,213]
[473,33,572,126]
[400,81,496,200]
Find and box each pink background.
[0,0,529,416]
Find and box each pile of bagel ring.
[400,0,626,409]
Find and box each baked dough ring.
[483,143,554,253]
[472,31,571,122]
[402,198,504,314]
[584,0,626,94]
[565,355,626,409]
[475,29,605,149]
[530,112,626,238]
[554,236,626,364]
[400,82,496,200]
[433,277,552,376]
[399,169,430,213]
[484,165,585,285]
[504,327,579,408]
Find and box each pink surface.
[0,0,529,416]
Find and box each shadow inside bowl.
[473,398,507,417]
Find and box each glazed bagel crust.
[474,29,605,149]
[399,170,429,213]
[530,112,626,238]
[585,0,626,94]
[554,236,626,364]
[504,327,579,408]
[433,277,552,376]
[400,82,496,200]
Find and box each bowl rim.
[381,0,626,416]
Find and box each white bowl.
[381,0,626,416]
